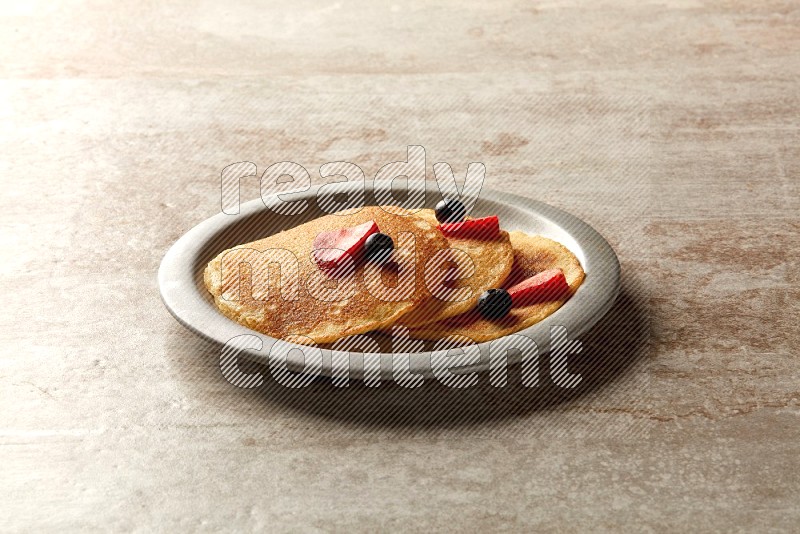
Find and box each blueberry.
[435,198,466,224]
[364,233,394,262]
[477,288,512,320]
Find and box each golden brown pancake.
[204,206,449,344]
[395,209,513,328]
[408,231,585,342]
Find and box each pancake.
[204,206,449,345]
[395,209,514,328]
[408,231,585,342]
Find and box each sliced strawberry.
[312,220,378,269]
[438,215,500,239]
[507,268,569,306]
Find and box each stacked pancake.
[204,206,584,346]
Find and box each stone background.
[1,0,798,531]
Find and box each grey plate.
[158,181,620,380]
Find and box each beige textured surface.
[1,0,798,531]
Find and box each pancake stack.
[204,205,584,346]
[407,231,585,342]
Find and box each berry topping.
[438,215,500,239]
[477,288,513,320]
[507,269,569,306]
[364,232,394,263]
[434,198,467,224]
[312,220,378,269]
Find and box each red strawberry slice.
[507,268,569,306]
[312,220,378,269]
[438,215,500,239]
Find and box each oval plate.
[158,181,620,380]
